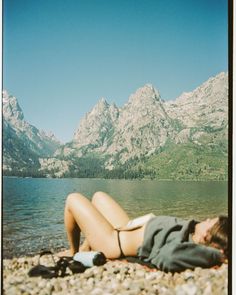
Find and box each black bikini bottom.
[115,229,125,258]
[114,230,156,268]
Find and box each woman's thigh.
[66,192,120,258]
[92,191,130,228]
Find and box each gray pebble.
[135,269,146,278]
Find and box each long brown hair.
[206,215,228,257]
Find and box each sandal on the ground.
[28,250,58,278]
[28,250,85,278]
[28,264,59,279]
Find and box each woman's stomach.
[119,223,147,256]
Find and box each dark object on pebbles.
[28,250,59,279]
[92,252,106,266]
[28,264,59,279]
[28,250,86,278]
[58,256,86,274]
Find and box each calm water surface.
[3,177,228,258]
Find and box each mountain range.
[3,90,61,176]
[3,72,228,180]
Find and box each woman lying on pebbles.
[58,191,228,272]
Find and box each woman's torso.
[119,221,148,256]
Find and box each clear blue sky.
[3,0,228,143]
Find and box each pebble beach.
[3,255,228,295]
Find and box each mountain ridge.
[3,72,228,179]
[3,91,61,174]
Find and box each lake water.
[3,177,228,258]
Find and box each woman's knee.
[92,191,106,205]
[66,192,85,208]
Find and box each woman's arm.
[148,242,224,272]
[115,213,155,231]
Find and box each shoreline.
[3,175,228,182]
[3,254,228,295]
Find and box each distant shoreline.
[3,175,228,182]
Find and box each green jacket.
[137,216,223,272]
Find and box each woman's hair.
[207,215,228,257]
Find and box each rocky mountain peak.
[3,90,25,122]
[98,97,109,106]
[3,90,9,103]
[40,130,61,144]
[165,72,228,130]
[3,90,61,170]
[89,97,110,116]
[3,72,228,179]
[175,72,228,104]
[128,83,161,105]
[73,96,119,145]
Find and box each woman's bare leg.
[63,196,81,256]
[62,192,121,258]
[92,191,130,228]
[79,191,130,250]
[79,239,90,251]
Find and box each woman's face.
[194,217,218,244]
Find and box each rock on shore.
[3,255,228,295]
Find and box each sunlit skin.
[192,217,219,245]
[58,192,222,258]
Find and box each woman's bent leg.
[79,191,130,251]
[65,192,121,258]
[64,197,81,255]
[92,191,130,228]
